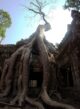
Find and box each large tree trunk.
[0,25,77,109]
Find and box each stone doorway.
[28,53,43,98]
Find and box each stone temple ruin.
[0,10,80,109]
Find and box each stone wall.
[0,44,19,77]
[56,10,80,90]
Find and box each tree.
[25,0,51,31]
[0,1,76,109]
[64,0,80,11]
[0,9,11,43]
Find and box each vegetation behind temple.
[64,0,80,10]
[0,9,11,43]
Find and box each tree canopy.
[0,9,11,43]
[64,0,80,11]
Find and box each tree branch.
[28,8,40,14]
[30,2,40,9]
[36,0,42,7]
[28,7,47,23]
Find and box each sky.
[0,0,72,45]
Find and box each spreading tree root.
[40,87,76,109]
[0,25,77,109]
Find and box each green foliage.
[0,9,11,43]
[0,27,5,38]
[64,0,80,10]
